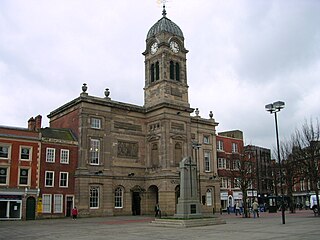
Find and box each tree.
[280,140,304,213]
[226,148,256,218]
[292,119,320,215]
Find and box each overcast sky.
[1,0,319,152]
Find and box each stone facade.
[47,8,220,217]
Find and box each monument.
[174,157,202,218]
[150,157,226,227]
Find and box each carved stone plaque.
[117,141,138,158]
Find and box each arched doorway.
[147,185,159,215]
[26,197,36,220]
[131,185,144,215]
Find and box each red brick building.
[38,127,78,218]
[0,116,41,220]
[216,130,244,210]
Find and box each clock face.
[170,41,179,53]
[150,42,158,54]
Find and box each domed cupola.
[146,5,184,40]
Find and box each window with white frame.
[91,117,101,129]
[218,158,226,169]
[20,146,32,160]
[217,140,224,151]
[89,139,100,165]
[300,179,305,191]
[19,168,29,185]
[46,148,55,162]
[0,144,10,159]
[90,186,99,208]
[59,172,68,187]
[221,177,229,189]
[42,194,52,213]
[54,194,63,213]
[60,149,69,164]
[0,167,8,185]
[45,171,54,187]
[203,135,210,144]
[234,178,241,188]
[204,151,211,172]
[206,189,213,206]
[232,143,238,153]
[114,187,123,208]
[233,159,240,170]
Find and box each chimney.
[28,117,36,131]
[35,115,42,131]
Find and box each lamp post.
[265,101,285,224]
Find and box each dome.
[146,6,184,40]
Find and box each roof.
[146,5,183,40]
[41,128,77,142]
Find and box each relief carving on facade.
[117,141,138,158]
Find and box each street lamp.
[265,101,285,224]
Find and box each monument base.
[174,199,202,219]
[150,217,226,228]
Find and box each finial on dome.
[162,3,167,17]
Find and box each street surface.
[0,210,318,240]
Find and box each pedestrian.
[235,202,241,216]
[155,203,160,218]
[72,206,78,220]
[252,200,259,218]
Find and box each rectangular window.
[0,167,8,185]
[218,158,226,169]
[203,135,210,144]
[90,186,99,208]
[42,194,52,213]
[91,118,101,129]
[232,143,238,153]
[232,159,240,170]
[90,139,100,165]
[60,149,69,164]
[300,179,305,191]
[45,171,54,187]
[0,145,10,159]
[220,177,229,189]
[20,146,32,160]
[46,148,55,162]
[54,194,63,213]
[204,151,211,172]
[19,168,29,185]
[234,178,241,188]
[217,140,224,151]
[59,172,68,188]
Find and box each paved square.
[0,210,319,240]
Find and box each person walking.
[252,200,259,218]
[154,203,160,218]
[72,206,78,220]
[235,202,241,216]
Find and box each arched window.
[155,61,159,80]
[174,142,182,166]
[175,62,180,81]
[151,63,155,82]
[114,187,123,208]
[170,61,174,80]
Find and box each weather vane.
[156,0,169,8]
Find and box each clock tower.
[143,6,190,110]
